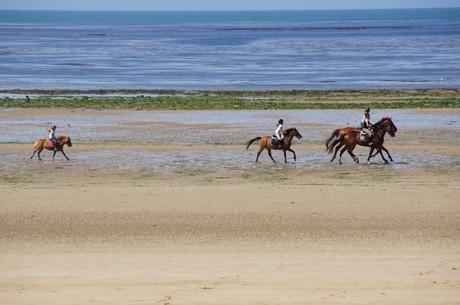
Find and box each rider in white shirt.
[274,119,285,146]
[48,125,58,151]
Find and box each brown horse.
[327,117,397,164]
[325,126,394,162]
[246,127,302,163]
[30,136,73,161]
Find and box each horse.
[326,117,397,164]
[325,126,394,162]
[246,127,302,163]
[30,136,73,161]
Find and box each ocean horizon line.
[1,7,459,12]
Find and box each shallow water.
[0,109,459,178]
[1,9,460,90]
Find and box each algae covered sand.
[1,89,459,110]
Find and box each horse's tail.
[325,128,340,151]
[327,135,344,154]
[246,137,262,150]
[33,139,43,151]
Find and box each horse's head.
[59,136,72,147]
[284,127,302,139]
[379,118,397,137]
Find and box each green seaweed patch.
[1,89,459,110]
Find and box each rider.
[48,125,58,151]
[360,108,374,145]
[274,119,285,147]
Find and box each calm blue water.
[1,9,459,90]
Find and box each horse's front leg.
[52,150,57,161]
[379,150,389,163]
[60,149,70,161]
[286,148,296,162]
[283,149,287,163]
[367,147,375,164]
[380,146,393,162]
[370,145,388,163]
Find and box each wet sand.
[1,109,460,304]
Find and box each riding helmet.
[278,119,284,125]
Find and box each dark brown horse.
[326,117,397,164]
[246,127,302,163]
[325,126,394,162]
[30,136,72,161]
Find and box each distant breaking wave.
[219,26,415,31]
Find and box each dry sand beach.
[1,108,459,305]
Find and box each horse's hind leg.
[35,149,43,160]
[338,147,347,164]
[267,148,276,163]
[347,149,359,164]
[331,143,343,163]
[255,147,264,162]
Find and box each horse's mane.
[56,135,71,142]
[374,117,391,127]
[373,117,397,134]
[283,127,296,135]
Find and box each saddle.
[358,126,373,142]
[271,137,284,147]
[359,132,369,142]
[47,140,58,149]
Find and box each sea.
[0,8,459,91]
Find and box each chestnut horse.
[325,126,394,162]
[30,136,73,161]
[326,117,397,164]
[246,127,302,163]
